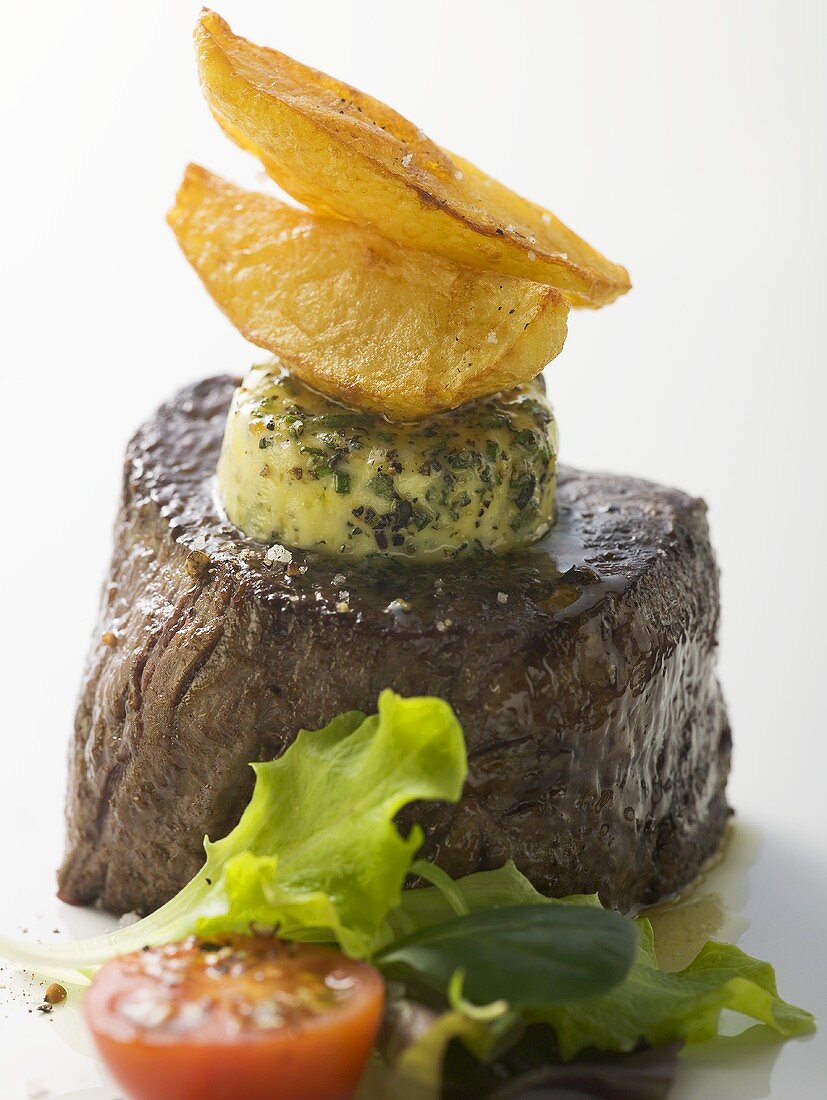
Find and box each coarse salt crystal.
[454,169,463,180]
[401,153,413,167]
[527,250,537,262]
[333,573,347,585]
[266,545,293,564]
[387,598,412,614]
[486,331,498,344]
[497,591,508,604]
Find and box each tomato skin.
[84,936,384,1100]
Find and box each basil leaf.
[377,905,638,1010]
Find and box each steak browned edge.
[58,376,731,916]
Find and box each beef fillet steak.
[58,377,731,916]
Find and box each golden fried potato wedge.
[168,165,568,420]
[195,11,630,308]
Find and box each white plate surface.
[0,1,825,1096]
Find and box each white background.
[0,1,825,1096]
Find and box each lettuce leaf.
[540,920,816,1058]
[387,861,814,1065]
[0,691,466,976]
[0,690,814,1085]
[195,689,466,955]
[390,860,598,940]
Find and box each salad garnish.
[0,693,814,1097]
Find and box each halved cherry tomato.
[84,934,385,1100]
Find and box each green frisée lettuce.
[0,691,467,976]
[193,689,466,955]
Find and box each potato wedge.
[195,11,630,308]
[168,165,568,420]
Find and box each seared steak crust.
[59,377,731,915]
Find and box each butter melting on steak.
[58,377,731,916]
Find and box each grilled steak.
[58,376,731,916]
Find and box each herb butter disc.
[218,363,558,562]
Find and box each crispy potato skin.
[196,12,630,308]
[168,165,568,420]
